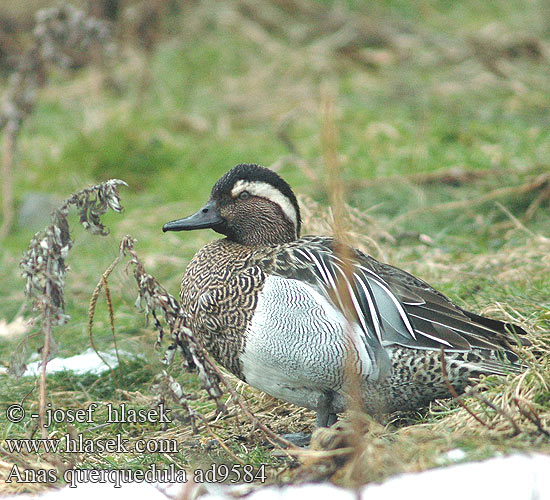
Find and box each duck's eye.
[238,191,250,201]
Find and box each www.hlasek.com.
[5,403,179,455]
[6,464,267,488]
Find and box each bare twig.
[524,185,550,222]
[494,201,550,243]
[512,397,550,438]
[467,387,521,436]
[197,414,247,465]
[39,303,53,438]
[344,166,501,192]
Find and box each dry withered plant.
[0,5,114,239]
[18,179,127,439]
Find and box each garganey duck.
[163,164,527,428]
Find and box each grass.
[1,0,550,494]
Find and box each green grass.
[1,0,550,492]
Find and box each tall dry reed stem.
[321,88,366,475]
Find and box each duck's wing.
[269,237,527,357]
[361,248,529,351]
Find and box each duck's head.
[162,164,301,246]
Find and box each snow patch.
[24,348,136,376]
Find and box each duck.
[162,163,528,429]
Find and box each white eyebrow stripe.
[231,180,298,232]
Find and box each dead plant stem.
[88,255,122,384]
[321,89,364,476]
[39,303,52,439]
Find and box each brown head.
[162,164,301,246]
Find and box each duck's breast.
[240,274,376,410]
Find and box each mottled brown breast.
[180,239,266,378]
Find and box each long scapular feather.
[281,237,527,355]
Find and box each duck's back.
[181,235,527,416]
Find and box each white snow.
[23,348,135,376]
[436,447,468,464]
[356,453,550,500]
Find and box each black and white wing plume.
[270,237,527,359]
